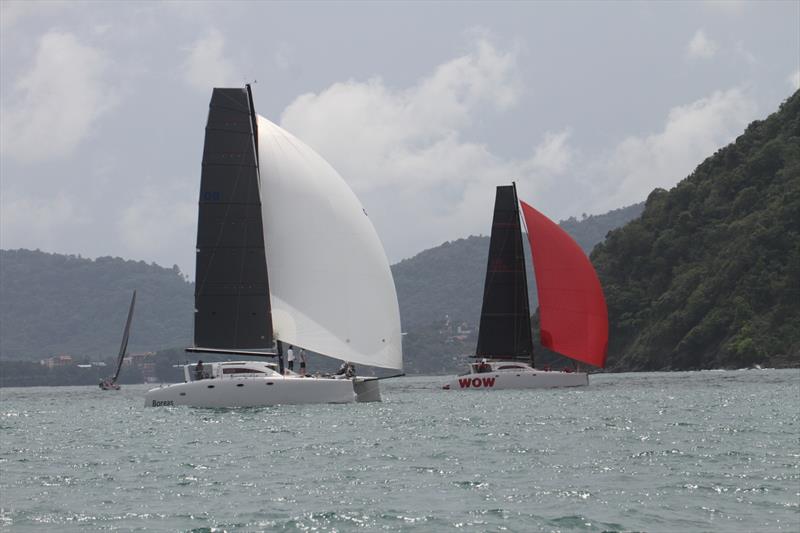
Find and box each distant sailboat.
[100,290,136,390]
[145,86,402,407]
[443,183,608,390]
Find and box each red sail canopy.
[520,201,608,368]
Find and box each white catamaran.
[443,183,608,391]
[145,86,402,407]
[100,290,136,390]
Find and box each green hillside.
[593,90,800,371]
[0,250,193,360]
[0,203,640,368]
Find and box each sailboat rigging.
[443,183,608,390]
[100,290,136,390]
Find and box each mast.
[112,290,136,381]
[194,87,273,349]
[475,184,534,362]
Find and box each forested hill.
[0,202,642,363]
[0,250,193,360]
[593,90,800,371]
[392,202,643,330]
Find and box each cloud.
[117,181,196,267]
[0,0,69,30]
[0,31,114,162]
[264,37,760,263]
[595,88,758,212]
[687,29,718,59]
[181,28,236,90]
[790,70,800,91]
[0,191,90,252]
[278,38,570,261]
[701,0,748,14]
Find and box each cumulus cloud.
[594,88,758,212]
[0,31,114,162]
[181,28,236,90]
[790,69,800,91]
[271,35,760,262]
[687,29,718,59]
[278,38,571,260]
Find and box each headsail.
[256,116,402,370]
[194,87,273,349]
[520,201,608,368]
[112,290,136,381]
[475,184,534,361]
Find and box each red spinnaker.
[520,201,608,368]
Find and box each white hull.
[145,375,383,408]
[145,361,383,407]
[443,361,588,391]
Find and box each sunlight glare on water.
[1,369,798,532]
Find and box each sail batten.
[520,201,608,368]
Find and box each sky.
[1,0,798,278]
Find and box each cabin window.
[498,365,525,370]
[222,368,266,375]
[236,383,244,387]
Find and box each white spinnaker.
[256,116,402,370]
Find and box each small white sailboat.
[145,86,402,407]
[443,183,608,391]
[100,290,136,390]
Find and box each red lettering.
[458,378,471,388]
[482,377,495,387]
[472,377,482,387]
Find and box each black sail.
[475,184,534,361]
[194,87,272,349]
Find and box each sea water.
[1,370,798,532]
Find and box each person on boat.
[299,348,307,376]
[286,345,295,373]
[335,362,355,378]
[195,360,204,380]
[477,359,491,373]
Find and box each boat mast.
[512,182,535,369]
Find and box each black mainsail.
[113,290,136,381]
[475,184,534,362]
[100,289,136,390]
[194,86,273,349]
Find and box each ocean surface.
[1,370,798,532]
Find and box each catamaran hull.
[144,376,362,408]
[353,377,381,402]
[443,370,588,391]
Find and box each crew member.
[286,345,295,374]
